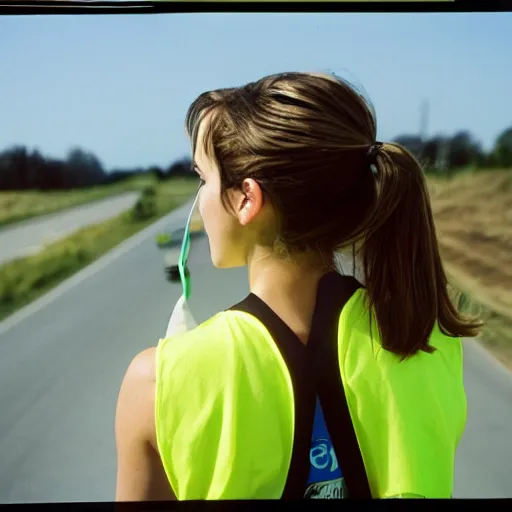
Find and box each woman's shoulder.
[154,306,293,420]
[157,307,271,366]
[126,346,158,382]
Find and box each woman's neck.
[248,247,332,345]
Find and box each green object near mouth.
[178,188,201,301]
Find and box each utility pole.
[439,138,450,172]
[434,134,450,172]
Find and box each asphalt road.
[0,199,510,503]
[0,192,139,266]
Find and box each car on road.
[156,213,204,282]
[155,214,204,249]
[163,246,190,282]
[156,228,187,249]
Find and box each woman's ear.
[234,178,264,226]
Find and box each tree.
[148,166,166,181]
[0,146,28,189]
[44,159,67,190]
[392,135,423,159]
[66,148,106,188]
[421,135,450,171]
[27,149,47,190]
[446,131,482,170]
[106,169,134,184]
[492,127,512,168]
[167,157,193,178]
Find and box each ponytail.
[361,143,483,358]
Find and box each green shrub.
[131,196,157,221]
[142,185,157,197]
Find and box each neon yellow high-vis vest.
[155,275,466,499]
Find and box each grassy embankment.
[0,177,199,322]
[428,169,512,370]
[0,174,153,229]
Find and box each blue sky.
[0,12,511,170]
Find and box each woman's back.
[116,71,478,502]
[155,274,466,499]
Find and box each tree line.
[0,124,511,191]
[393,125,512,173]
[0,146,195,191]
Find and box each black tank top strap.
[307,272,372,499]
[228,271,371,499]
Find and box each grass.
[0,174,156,229]
[477,311,512,370]
[447,268,512,371]
[0,177,199,322]
[428,168,512,370]
[465,299,512,371]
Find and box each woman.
[115,71,481,500]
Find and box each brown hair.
[185,71,483,358]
